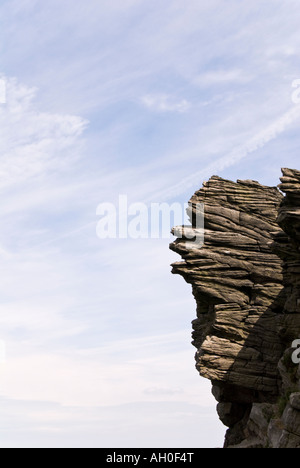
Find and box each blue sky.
[0,0,300,448]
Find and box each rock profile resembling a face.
[170,168,300,448]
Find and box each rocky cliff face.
[170,168,300,448]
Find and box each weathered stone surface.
[170,168,300,448]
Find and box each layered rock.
[170,168,300,448]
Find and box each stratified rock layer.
[170,168,300,448]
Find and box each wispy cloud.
[141,94,191,113]
[158,103,300,200]
[194,68,253,87]
[0,77,88,190]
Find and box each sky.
[0,0,300,448]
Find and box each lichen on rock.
[170,168,300,448]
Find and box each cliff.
[170,168,300,448]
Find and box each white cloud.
[0,77,88,190]
[153,102,300,201]
[141,94,191,113]
[194,68,252,87]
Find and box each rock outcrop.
[170,168,300,448]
